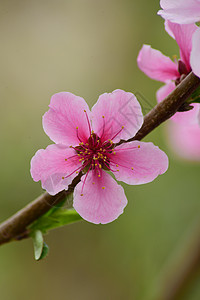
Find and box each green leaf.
[30,209,82,234]
[32,230,44,260]
[29,193,82,236]
[38,242,49,261]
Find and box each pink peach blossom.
[137,21,200,161]
[158,0,200,24]
[137,20,200,122]
[31,90,168,224]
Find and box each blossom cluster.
[137,1,200,160]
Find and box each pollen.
[138,145,140,148]
[92,182,95,185]
[116,164,118,167]
[117,169,119,172]
[102,187,105,190]
[122,126,124,129]
[113,152,116,155]
[76,171,79,173]
[84,109,86,112]
[102,115,105,118]
[62,177,65,179]
[131,167,134,170]
[81,193,83,196]
[98,174,101,177]
[76,126,78,129]
[99,164,102,169]
[65,158,68,161]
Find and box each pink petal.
[31,144,81,195]
[166,121,200,161]
[43,92,91,146]
[111,141,168,185]
[158,0,200,24]
[165,21,197,71]
[137,45,179,82]
[73,170,127,224]
[156,82,199,123]
[156,81,175,103]
[91,89,143,143]
[190,28,200,78]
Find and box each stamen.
[76,127,83,143]
[101,115,106,139]
[110,126,124,140]
[84,109,92,135]
[80,165,92,196]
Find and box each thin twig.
[0,72,199,247]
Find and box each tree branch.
[0,72,200,247]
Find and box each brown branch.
[0,173,82,246]
[117,72,200,145]
[0,72,200,247]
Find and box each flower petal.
[137,44,179,82]
[91,89,143,143]
[110,141,168,185]
[165,21,197,71]
[73,170,127,224]
[190,28,200,78]
[156,81,175,103]
[166,121,200,161]
[31,144,81,195]
[158,0,200,24]
[43,92,91,146]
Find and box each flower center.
[74,132,115,176]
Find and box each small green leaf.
[30,209,82,234]
[38,242,49,261]
[32,230,44,260]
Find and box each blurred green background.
[0,0,200,299]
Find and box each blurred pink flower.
[31,90,168,224]
[167,119,200,161]
[137,21,200,161]
[158,0,200,24]
[137,20,200,120]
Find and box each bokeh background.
[0,1,200,299]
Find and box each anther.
[99,164,102,169]
[62,177,65,179]
[102,187,105,189]
[122,126,124,129]
[81,193,83,196]
[98,174,101,177]
[76,126,78,129]
[92,182,95,185]
[116,164,118,167]
[131,167,134,170]
[102,115,105,118]
[138,145,140,148]
[65,159,68,161]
